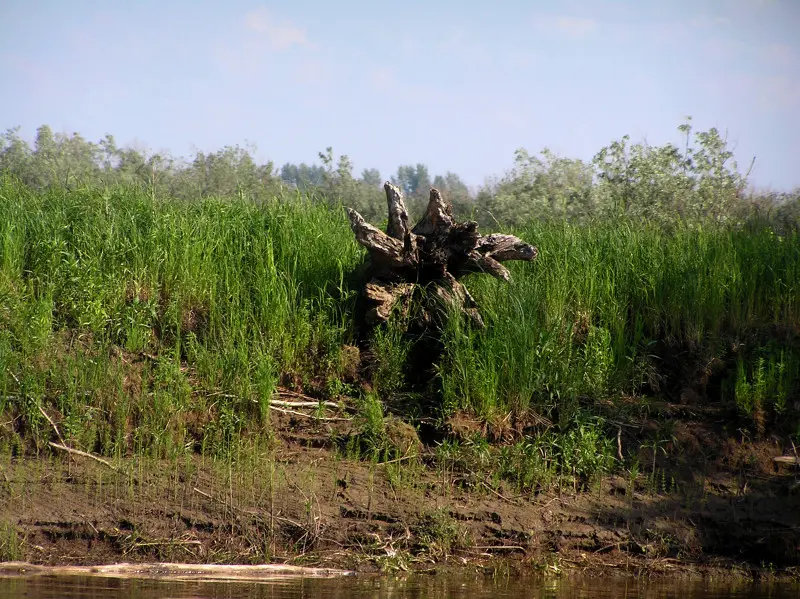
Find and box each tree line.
[1,120,798,230]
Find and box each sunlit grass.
[439,218,800,423]
[0,178,362,458]
[0,177,798,467]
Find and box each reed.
[1,178,798,465]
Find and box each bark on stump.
[347,183,538,332]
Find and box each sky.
[1,0,799,191]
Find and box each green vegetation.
[0,177,362,459]
[441,219,799,420]
[0,521,22,561]
[1,120,799,494]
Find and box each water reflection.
[0,574,797,598]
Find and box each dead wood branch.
[347,183,537,328]
[270,399,340,409]
[269,406,352,421]
[48,442,120,473]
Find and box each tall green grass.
[439,219,800,427]
[0,177,361,457]
[1,177,798,461]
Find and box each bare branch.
[49,442,120,473]
[412,188,454,237]
[384,182,411,241]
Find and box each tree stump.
[347,183,538,331]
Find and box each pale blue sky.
[2,0,798,190]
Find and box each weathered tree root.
[347,183,538,330]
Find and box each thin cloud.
[438,26,492,65]
[703,37,741,61]
[1,53,56,94]
[555,16,598,37]
[293,58,333,87]
[759,75,800,110]
[534,15,599,38]
[367,67,456,107]
[688,16,731,29]
[213,9,313,77]
[244,7,309,50]
[369,67,395,92]
[763,43,795,67]
[705,72,800,112]
[488,102,530,130]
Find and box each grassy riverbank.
[0,178,799,574]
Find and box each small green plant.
[733,348,799,436]
[496,417,615,493]
[343,392,393,462]
[0,521,22,561]
[414,509,469,558]
[641,435,671,495]
[369,315,413,401]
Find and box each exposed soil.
[2,403,799,581]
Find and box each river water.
[0,574,797,598]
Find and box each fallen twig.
[480,480,518,504]
[275,387,320,400]
[38,406,65,445]
[271,399,341,409]
[376,451,418,466]
[191,387,346,411]
[269,406,351,421]
[198,391,238,399]
[48,442,120,473]
[131,540,203,549]
[193,487,213,500]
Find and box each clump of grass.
[342,392,421,463]
[369,316,413,401]
[414,509,470,558]
[0,521,22,561]
[439,219,799,426]
[731,346,799,437]
[435,415,615,494]
[0,179,361,459]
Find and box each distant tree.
[392,163,431,216]
[116,145,150,186]
[0,121,773,230]
[483,147,595,225]
[771,189,800,233]
[360,167,382,187]
[0,127,33,184]
[593,118,748,224]
[312,147,382,220]
[392,163,431,197]
[185,145,277,200]
[96,134,121,186]
[25,126,104,188]
[433,171,473,218]
[280,162,325,189]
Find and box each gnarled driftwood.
[347,183,537,329]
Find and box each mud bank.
[1,404,799,582]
